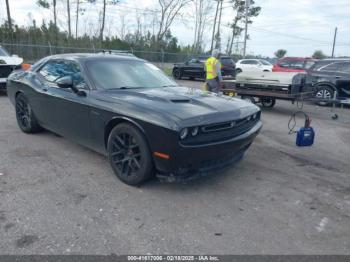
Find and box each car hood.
[97,86,260,130]
[0,56,23,65]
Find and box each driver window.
[39,60,86,89]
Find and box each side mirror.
[56,76,73,89]
[185,61,189,65]
[56,76,87,97]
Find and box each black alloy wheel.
[107,123,153,185]
[173,69,182,79]
[15,93,42,133]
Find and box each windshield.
[0,47,10,56]
[87,60,177,90]
[259,59,272,65]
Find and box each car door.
[184,58,202,78]
[335,62,350,98]
[36,60,91,146]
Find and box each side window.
[250,60,258,65]
[241,60,252,64]
[39,60,86,88]
[320,62,341,72]
[338,62,350,74]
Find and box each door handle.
[335,76,341,79]
[42,88,48,92]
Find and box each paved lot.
[0,81,350,254]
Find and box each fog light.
[179,128,188,139]
[247,116,252,121]
[191,127,199,136]
[253,113,257,119]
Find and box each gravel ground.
[0,81,350,254]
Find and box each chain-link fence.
[0,42,200,65]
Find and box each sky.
[1,0,350,57]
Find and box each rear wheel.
[261,97,276,108]
[107,123,154,186]
[15,93,42,133]
[315,85,334,106]
[241,95,256,104]
[173,69,182,79]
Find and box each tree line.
[2,0,261,59]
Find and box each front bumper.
[154,121,262,181]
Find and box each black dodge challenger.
[7,54,262,185]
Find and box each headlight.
[179,128,188,139]
[252,113,257,119]
[191,127,199,136]
[247,115,252,121]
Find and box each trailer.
[222,71,314,108]
[221,71,350,119]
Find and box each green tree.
[274,49,287,58]
[312,50,327,59]
[226,0,261,55]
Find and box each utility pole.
[331,27,337,58]
[210,0,220,53]
[215,0,223,51]
[5,0,12,31]
[75,0,80,38]
[243,0,250,58]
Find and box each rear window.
[220,58,234,65]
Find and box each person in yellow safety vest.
[205,49,222,93]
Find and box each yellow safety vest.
[205,57,218,80]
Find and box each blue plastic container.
[296,127,315,147]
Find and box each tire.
[15,93,42,133]
[315,85,334,106]
[107,123,154,186]
[261,97,276,108]
[236,68,242,74]
[173,69,182,79]
[241,95,256,104]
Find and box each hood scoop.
[170,99,191,103]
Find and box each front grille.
[181,112,260,146]
[0,65,17,78]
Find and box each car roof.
[320,58,350,62]
[279,57,313,61]
[45,53,143,62]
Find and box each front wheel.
[15,93,42,133]
[107,123,154,186]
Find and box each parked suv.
[172,56,235,80]
[273,57,315,73]
[305,59,350,104]
[235,59,273,74]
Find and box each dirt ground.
[0,80,349,254]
